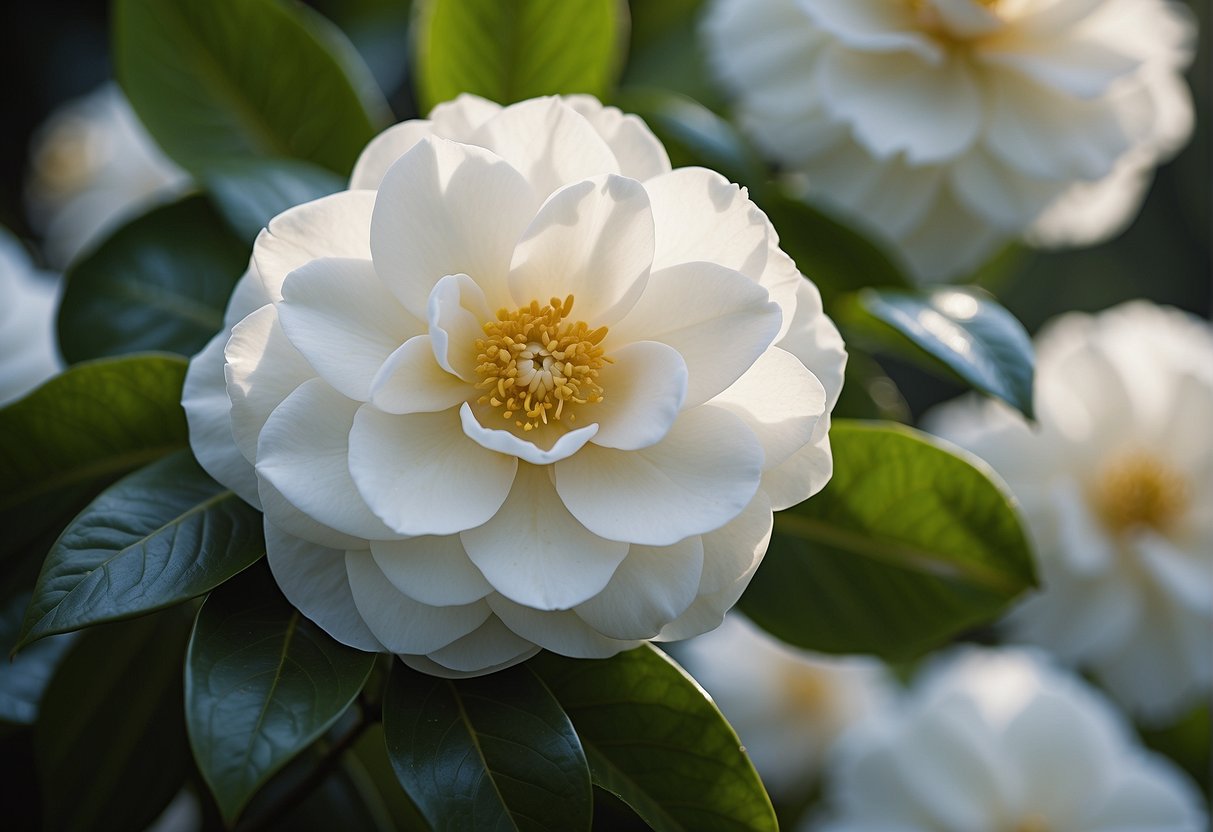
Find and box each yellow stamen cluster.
[1091,452,1189,536]
[473,295,610,431]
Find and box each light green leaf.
[34,611,192,832]
[57,195,248,363]
[740,420,1036,659]
[17,451,263,648]
[203,157,345,242]
[415,0,626,111]
[186,564,375,825]
[384,660,592,832]
[530,645,776,832]
[114,0,388,176]
[844,286,1036,419]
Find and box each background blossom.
[0,230,62,405]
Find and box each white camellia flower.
[927,302,1213,722]
[678,614,891,801]
[815,647,1207,832]
[183,94,846,677]
[702,0,1195,280]
[26,83,189,268]
[0,230,62,406]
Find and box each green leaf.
[17,450,264,648]
[204,157,346,242]
[114,0,388,176]
[762,193,912,304]
[384,660,592,832]
[739,420,1036,660]
[186,564,376,825]
[57,195,249,363]
[0,592,75,726]
[415,0,626,111]
[844,286,1036,419]
[35,610,191,832]
[530,645,776,832]
[0,354,188,564]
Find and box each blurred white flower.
[183,94,847,677]
[678,614,891,801]
[928,301,1213,722]
[26,83,189,268]
[816,647,1207,832]
[702,0,1195,280]
[0,231,62,406]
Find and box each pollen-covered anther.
[473,294,611,431]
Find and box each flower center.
[1091,452,1189,536]
[473,294,610,432]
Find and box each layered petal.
[562,95,672,181]
[370,535,493,607]
[488,595,641,659]
[587,341,687,450]
[424,615,541,674]
[460,403,599,465]
[369,335,471,415]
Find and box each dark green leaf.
[415,0,626,111]
[57,195,248,363]
[186,564,375,825]
[384,660,592,832]
[740,420,1036,660]
[530,645,776,832]
[844,287,1036,419]
[0,592,75,726]
[204,157,346,242]
[17,450,263,648]
[35,610,191,832]
[114,0,388,176]
[0,354,188,563]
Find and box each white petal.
[775,279,848,412]
[950,149,1063,230]
[460,402,599,465]
[346,550,490,653]
[426,615,541,674]
[644,167,769,277]
[762,429,835,510]
[561,95,672,181]
[460,463,629,610]
[980,35,1138,99]
[258,474,366,552]
[428,94,503,140]
[469,97,620,200]
[277,256,422,401]
[930,0,1004,37]
[897,187,1007,281]
[264,519,383,651]
[487,595,640,659]
[589,341,687,450]
[1135,533,1213,615]
[183,331,261,507]
[1083,757,1206,829]
[427,272,491,381]
[253,190,375,302]
[349,120,435,190]
[818,46,982,164]
[508,175,653,326]
[369,137,539,318]
[711,347,827,470]
[256,378,398,540]
[370,535,493,606]
[223,264,271,329]
[799,0,941,61]
[555,405,764,546]
[610,261,781,408]
[369,335,470,415]
[348,405,517,535]
[574,537,704,640]
[400,648,539,680]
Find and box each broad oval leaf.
[739,420,1036,660]
[0,354,188,564]
[846,287,1036,418]
[186,563,376,825]
[35,610,191,832]
[114,0,388,176]
[57,195,248,363]
[415,0,626,111]
[530,645,776,832]
[203,158,345,242]
[384,660,592,832]
[0,592,75,726]
[17,450,263,649]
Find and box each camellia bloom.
[678,614,890,801]
[703,0,1195,280]
[928,302,1212,722]
[816,647,1207,832]
[0,230,62,406]
[26,83,188,268]
[183,94,846,677]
